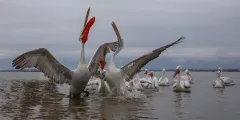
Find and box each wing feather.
[12,48,73,85]
[121,37,185,81]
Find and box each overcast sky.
[0,0,239,69]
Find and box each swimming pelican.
[12,8,120,98]
[213,70,225,88]
[100,36,185,95]
[147,71,158,88]
[141,69,150,87]
[159,69,170,86]
[172,66,191,92]
[217,67,235,86]
[181,69,193,84]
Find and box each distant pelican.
[213,70,225,88]
[159,69,170,86]
[217,67,235,86]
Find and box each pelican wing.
[88,22,123,74]
[121,37,185,81]
[12,48,73,84]
[87,41,121,74]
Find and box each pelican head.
[173,65,181,78]
[144,69,148,75]
[79,8,95,44]
[80,17,95,44]
[218,67,222,72]
[162,69,166,74]
[176,65,182,70]
[148,71,154,77]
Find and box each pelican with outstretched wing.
[99,35,185,95]
[12,8,120,98]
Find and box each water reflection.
[0,79,150,119]
[173,93,183,117]
[213,88,225,96]
[173,92,191,119]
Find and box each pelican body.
[213,71,225,88]
[159,69,170,86]
[172,66,191,92]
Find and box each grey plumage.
[121,36,185,81]
[12,48,73,85]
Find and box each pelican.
[126,70,150,90]
[181,69,193,84]
[86,22,125,95]
[99,35,185,95]
[12,8,120,98]
[87,65,112,95]
[141,69,150,87]
[147,71,158,88]
[158,69,170,86]
[172,66,191,92]
[213,70,225,88]
[217,67,235,86]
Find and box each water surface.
[0,72,239,120]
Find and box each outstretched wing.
[121,37,185,81]
[12,48,73,84]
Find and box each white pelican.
[147,71,158,88]
[217,67,235,86]
[181,69,193,84]
[141,69,150,87]
[12,8,120,98]
[158,69,170,86]
[131,73,144,90]
[172,66,191,92]
[86,22,125,95]
[213,71,225,88]
[100,36,185,95]
[87,66,112,95]
[126,71,149,90]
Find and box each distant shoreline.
[0,69,239,72]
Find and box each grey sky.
[0,0,240,66]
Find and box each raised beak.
[99,58,106,70]
[80,17,95,44]
[173,69,180,78]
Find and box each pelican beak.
[99,58,106,70]
[173,69,180,78]
[80,17,95,44]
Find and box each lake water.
[0,72,239,120]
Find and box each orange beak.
[81,17,95,44]
[99,58,106,70]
